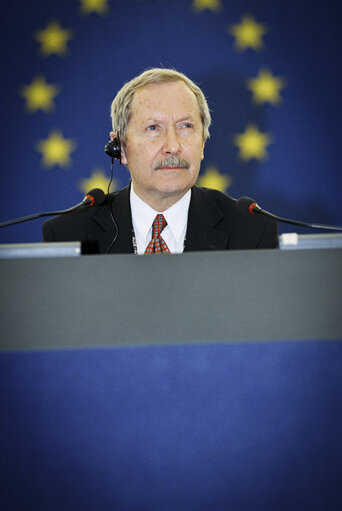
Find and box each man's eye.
[148,124,158,131]
[182,122,193,129]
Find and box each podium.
[1,249,342,510]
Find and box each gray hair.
[110,68,211,145]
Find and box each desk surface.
[1,248,341,351]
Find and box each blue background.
[1,0,341,243]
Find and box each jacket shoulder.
[192,185,238,211]
[42,186,128,243]
[191,186,278,249]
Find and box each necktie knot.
[145,214,170,254]
[152,214,167,238]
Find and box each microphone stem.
[258,209,342,232]
[0,203,87,228]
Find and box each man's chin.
[156,168,197,184]
[154,179,195,197]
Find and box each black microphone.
[0,188,106,228]
[236,196,342,232]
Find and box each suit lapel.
[91,184,134,254]
[185,186,231,252]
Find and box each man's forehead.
[131,81,200,116]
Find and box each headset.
[103,132,122,253]
[104,132,121,164]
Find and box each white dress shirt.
[130,185,191,254]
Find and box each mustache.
[154,156,190,170]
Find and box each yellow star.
[197,166,232,193]
[192,0,222,13]
[36,130,76,168]
[19,76,59,113]
[35,21,73,57]
[229,15,268,51]
[234,125,272,161]
[247,69,286,105]
[79,169,116,194]
[79,0,109,15]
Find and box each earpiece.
[104,132,121,164]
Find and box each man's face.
[121,80,205,209]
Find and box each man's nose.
[162,128,181,155]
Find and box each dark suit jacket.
[42,185,278,253]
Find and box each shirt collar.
[130,185,191,243]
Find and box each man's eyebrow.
[144,116,196,123]
[176,116,195,122]
[144,118,163,123]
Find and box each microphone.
[81,188,106,208]
[0,188,106,229]
[237,196,342,232]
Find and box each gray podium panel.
[1,249,341,351]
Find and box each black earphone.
[104,132,121,164]
[104,132,121,254]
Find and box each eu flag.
[1,0,341,243]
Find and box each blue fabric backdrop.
[1,0,341,243]
[1,340,342,510]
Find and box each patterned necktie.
[144,214,170,254]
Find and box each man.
[43,68,278,253]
